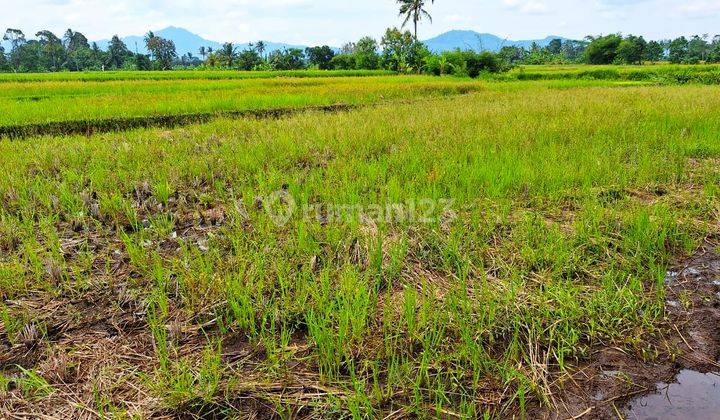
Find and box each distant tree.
[3,29,26,72]
[0,46,7,71]
[329,53,356,70]
[237,48,263,70]
[616,35,646,64]
[12,40,43,72]
[397,0,434,40]
[133,53,152,70]
[354,36,380,69]
[709,35,720,63]
[145,33,177,70]
[668,36,689,63]
[268,48,306,70]
[62,29,90,71]
[585,34,622,64]
[381,28,428,73]
[687,35,710,63]
[90,42,104,66]
[143,31,156,59]
[199,46,207,61]
[106,35,130,69]
[463,51,501,77]
[255,41,266,58]
[547,38,563,55]
[561,40,587,62]
[36,30,65,71]
[306,45,336,70]
[63,29,89,52]
[498,46,526,65]
[644,40,665,62]
[3,28,26,50]
[219,43,239,67]
[340,42,355,54]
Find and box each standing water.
[625,369,720,419]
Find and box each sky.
[1,0,719,45]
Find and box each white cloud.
[502,0,550,14]
[2,0,719,46]
[677,0,720,17]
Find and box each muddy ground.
[537,238,720,419]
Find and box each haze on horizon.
[3,0,719,46]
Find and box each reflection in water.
[626,369,720,419]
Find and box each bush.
[423,50,505,77]
[464,51,502,77]
[330,54,356,70]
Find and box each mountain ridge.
[95,27,308,57]
[423,30,568,52]
[1,27,572,56]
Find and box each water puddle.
[625,369,720,419]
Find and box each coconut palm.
[397,0,434,40]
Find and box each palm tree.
[397,0,434,41]
[255,41,266,58]
[199,46,207,61]
[220,43,239,68]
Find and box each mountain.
[423,30,568,53]
[2,27,569,57]
[96,26,222,56]
[95,26,309,57]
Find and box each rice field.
[1,69,719,418]
[505,63,720,84]
[0,75,481,136]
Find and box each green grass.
[0,76,719,417]
[0,69,395,83]
[504,63,720,84]
[0,75,480,132]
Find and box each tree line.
[0,27,508,76]
[2,25,720,74]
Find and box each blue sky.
[3,0,719,45]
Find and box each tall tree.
[255,41,266,58]
[0,46,7,71]
[397,0,434,40]
[219,42,239,67]
[306,45,335,70]
[144,31,156,59]
[354,36,380,69]
[585,34,622,64]
[381,28,428,73]
[3,28,26,50]
[36,30,65,71]
[616,35,646,64]
[644,40,665,62]
[145,34,177,70]
[668,36,689,64]
[107,35,130,69]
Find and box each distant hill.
[1,27,571,57]
[96,26,221,56]
[95,26,309,57]
[423,30,568,53]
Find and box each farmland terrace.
[1,68,719,418]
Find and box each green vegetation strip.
[0,75,481,129]
[504,64,720,84]
[0,104,357,139]
[0,69,396,83]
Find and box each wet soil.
[537,239,720,419]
